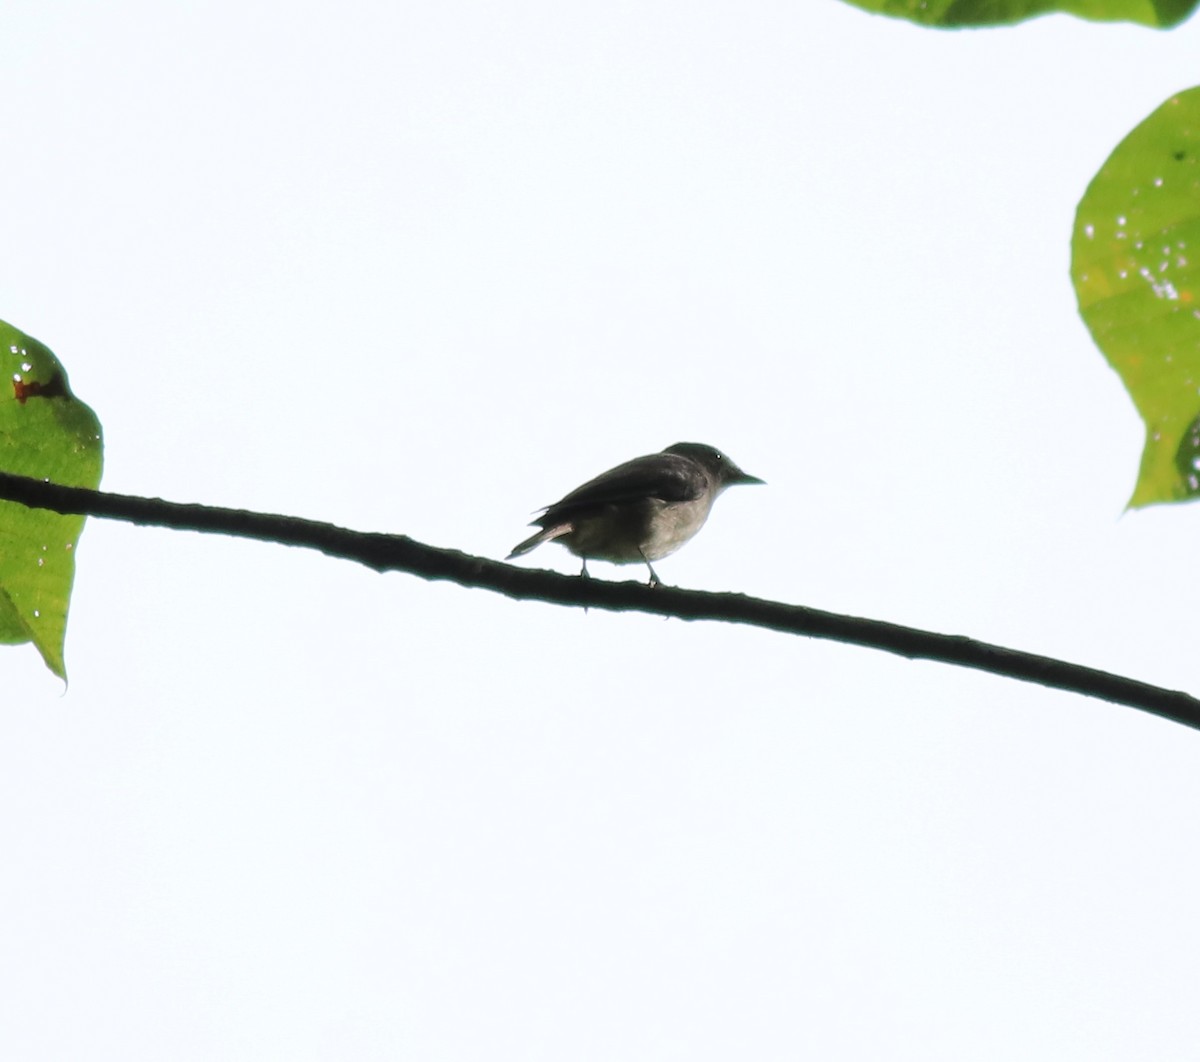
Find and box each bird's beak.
[732,471,765,486]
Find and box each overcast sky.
[3,3,1200,1059]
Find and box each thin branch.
[0,470,1195,731]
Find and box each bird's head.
[663,442,764,490]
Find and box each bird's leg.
[640,550,662,588]
[579,559,592,615]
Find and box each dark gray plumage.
[507,442,763,585]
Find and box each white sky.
[3,2,1200,1059]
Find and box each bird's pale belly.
[560,498,712,563]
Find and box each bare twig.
[0,470,1195,731]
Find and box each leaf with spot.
[1072,88,1200,508]
[837,0,1196,28]
[0,320,103,678]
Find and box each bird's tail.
[506,523,572,560]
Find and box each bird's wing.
[542,453,705,516]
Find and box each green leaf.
[0,320,103,678]
[837,0,1196,28]
[1071,88,1200,509]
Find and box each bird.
[507,442,763,586]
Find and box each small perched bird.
[507,442,763,585]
